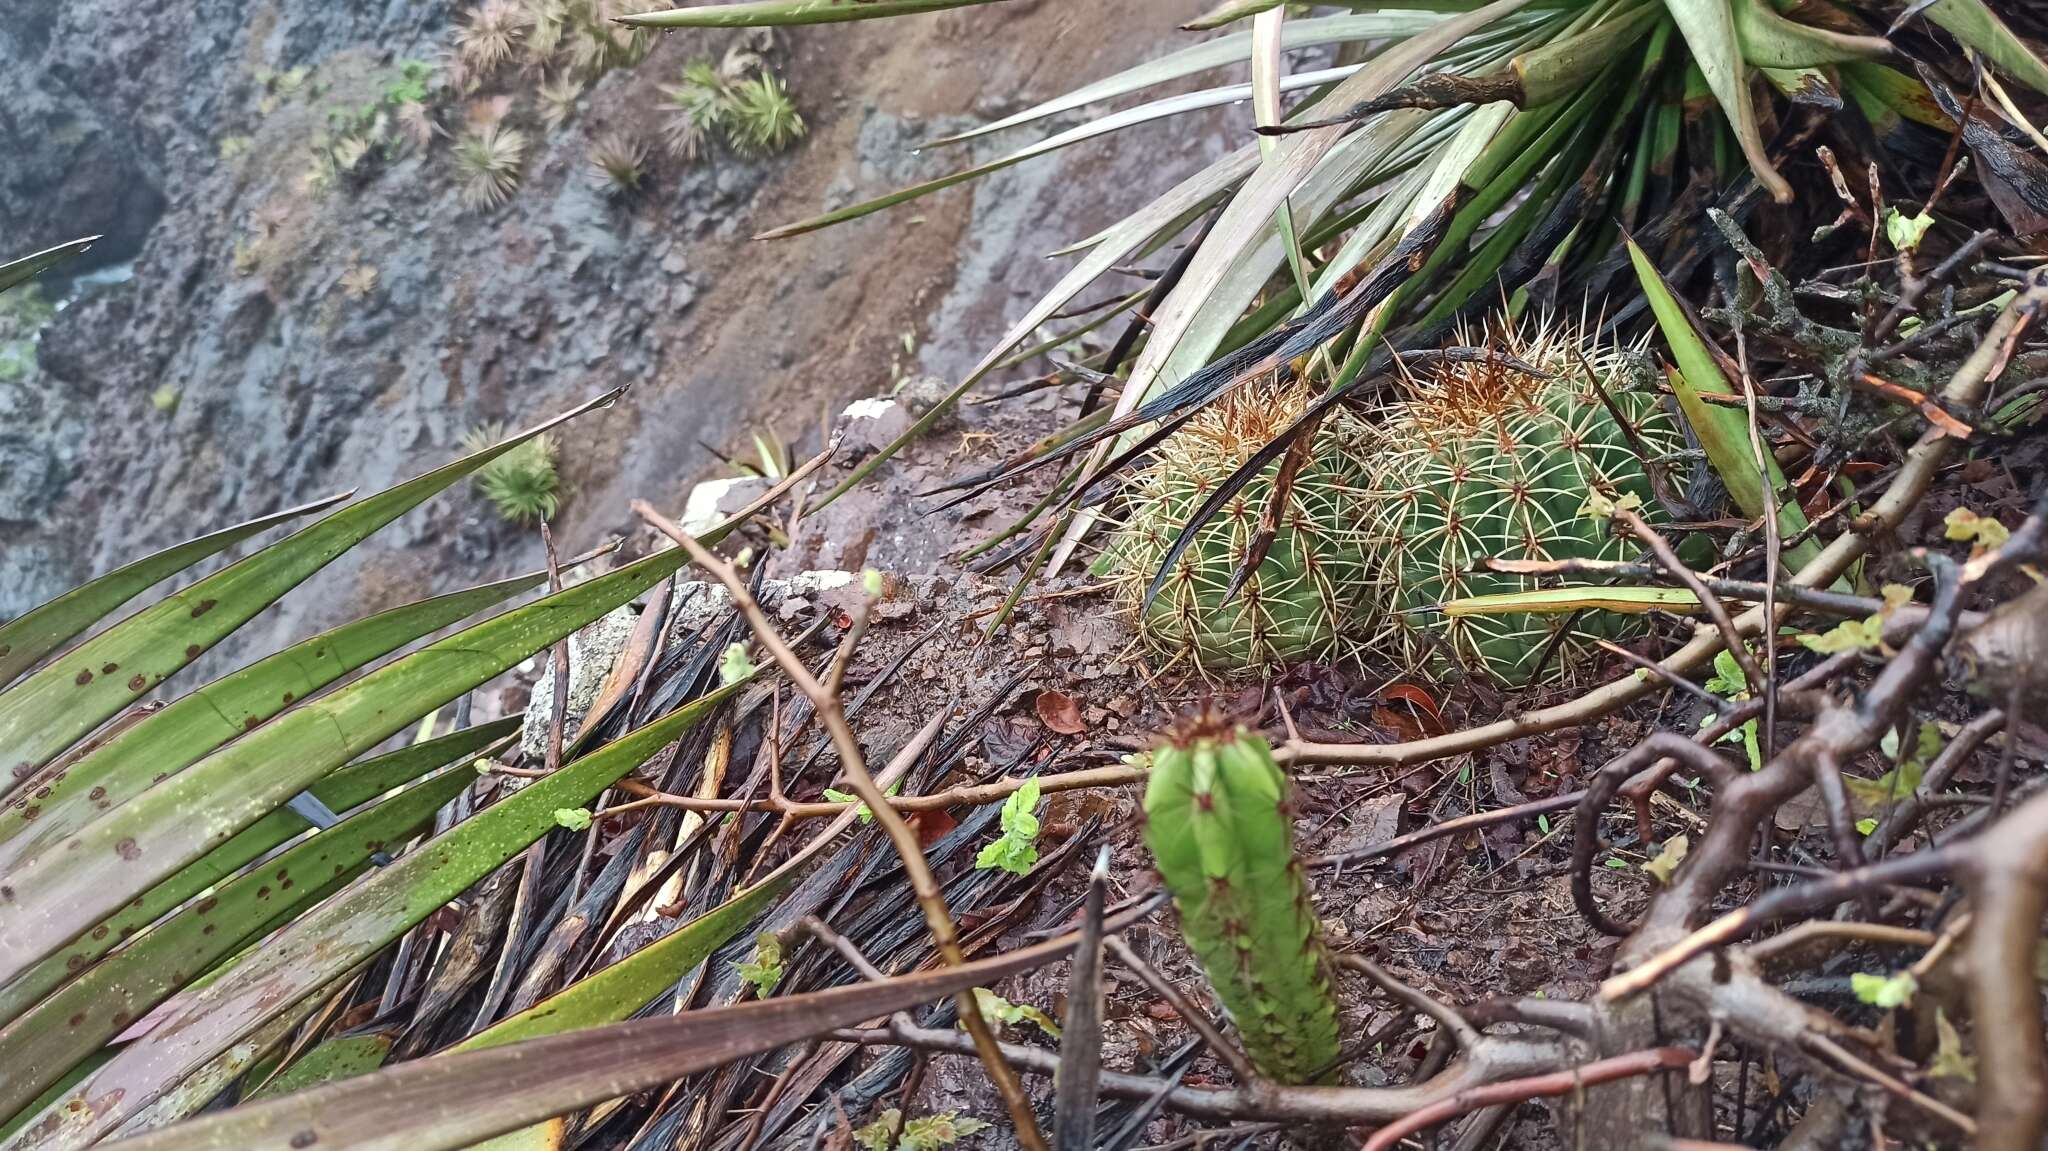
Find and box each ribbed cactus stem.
[1363,324,1681,685]
[1142,723,1340,1084]
[1106,383,1381,673]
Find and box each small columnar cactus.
[1363,324,1681,685]
[1106,383,1381,673]
[1142,722,1340,1084]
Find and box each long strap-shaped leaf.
[0,492,349,692]
[0,721,515,1031]
[3,681,744,1151]
[100,930,1075,1151]
[0,390,621,791]
[1100,0,1533,432]
[621,0,1001,27]
[0,237,96,295]
[1919,0,2048,95]
[756,64,1367,241]
[1658,0,1791,201]
[922,12,1458,147]
[0,571,545,866]
[0,767,471,1124]
[0,535,685,989]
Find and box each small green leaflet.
[969,987,1061,1039]
[553,808,593,831]
[718,643,755,686]
[1884,208,1934,253]
[853,1110,990,1151]
[821,778,903,823]
[1851,969,1917,1009]
[1700,648,1762,770]
[1800,614,1884,653]
[974,777,1042,876]
[733,931,784,996]
[1930,1007,1976,1081]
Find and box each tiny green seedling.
[973,777,1042,876]
[734,931,784,996]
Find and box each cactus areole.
[1142,722,1341,1084]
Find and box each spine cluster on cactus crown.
[1142,722,1341,1084]
[1362,322,1681,685]
[1106,381,1382,674]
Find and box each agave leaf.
[621,0,999,26]
[103,932,1075,1151]
[0,492,350,692]
[0,570,545,867]
[758,64,1366,241]
[1659,0,1791,200]
[1184,0,1282,31]
[924,12,1456,147]
[1,681,745,1151]
[1918,0,2048,95]
[1439,585,1707,615]
[1729,0,1890,67]
[1108,0,1535,425]
[245,1033,396,1102]
[1252,9,1312,303]
[1624,235,1820,567]
[0,391,621,792]
[0,767,469,1122]
[0,236,97,295]
[0,721,515,1031]
[0,529,686,990]
[107,991,333,1141]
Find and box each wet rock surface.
[2,0,1226,666]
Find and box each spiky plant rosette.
[1363,323,1681,686]
[1106,380,1382,674]
[462,422,561,524]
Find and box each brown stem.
[631,500,1050,1151]
[1358,1048,1697,1151]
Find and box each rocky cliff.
[2,0,1224,654]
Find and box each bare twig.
[632,500,1050,1151]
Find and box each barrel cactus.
[1142,722,1340,1084]
[1105,383,1380,673]
[1364,325,1681,685]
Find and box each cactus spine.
[1142,723,1340,1083]
[1362,324,1681,685]
[1106,383,1380,673]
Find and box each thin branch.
[632,500,1051,1151]
[1104,936,1260,1088]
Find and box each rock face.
[2,0,1227,660]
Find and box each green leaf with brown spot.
[0,237,97,296]
[0,392,620,791]
[0,571,546,867]
[0,492,348,692]
[0,680,744,1151]
[0,765,469,1122]
[0,721,514,1032]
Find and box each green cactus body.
[1106,383,1381,673]
[1363,328,1680,685]
[1142,724,1340,1084]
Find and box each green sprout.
[451,123,527,212]
[587,130,649,197]
[461,423,561,524]
[659,60,731,160]
[733,931,784,996]
[973,777,1041,876]
[726,73,804,156]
